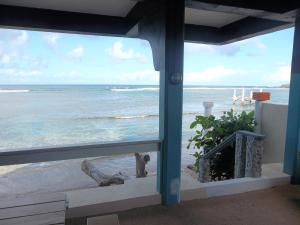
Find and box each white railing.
[0,140,161,166]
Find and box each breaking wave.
[77,112,198,121]
[0,89,30,93]
[110,87,272,92]
[111,88,159,92]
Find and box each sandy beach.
[0,150,197,197]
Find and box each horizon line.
[0,84,287,87]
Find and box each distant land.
[280,83,290,88]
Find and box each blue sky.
[0,27,294,86]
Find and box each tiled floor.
[118,185,300,225]
[67,185,300,225]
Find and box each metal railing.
[199,130,265,182]
[203,132,236,159]
[0,140,161,166]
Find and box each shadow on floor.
[67,185,300,225]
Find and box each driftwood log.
[81,160,127,186]
[135,153,150,178]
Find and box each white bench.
[0,192,67,225]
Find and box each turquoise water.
[0,85,289,151]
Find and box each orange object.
[252,92,271,101]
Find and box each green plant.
[187,110,255,181]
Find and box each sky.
[0,27,295,86]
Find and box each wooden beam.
[186,0,299,23]
[184,17,292,45]
[158,0,185,205]
[188,0,300,14]
[219,17,292,44]
[184,24,221,44]
[0,4,135,36]
[125,1,159,37]
[284,16,300,184]
[0,140,160,166]
[126,1,158,21]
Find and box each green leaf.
[190,121,198,129]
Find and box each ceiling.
[0,0,295,45]
[185,8,246,28]
[0,0,137,17]
[0,0,249,28]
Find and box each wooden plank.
[0,211,65,225]
[0,192,66,209]
[0,140,160,166]
[0,201,66,220]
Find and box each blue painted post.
[157,0,185,205]
[284,17,300,184]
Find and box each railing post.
[198,158,210,183]
[254,101,263,133]
[245,136,264,177]
[234,132,246,178]
[203,102,214,117]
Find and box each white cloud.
[185,43,214,54]
[185,37,266,57]
[43,33,60,48]
[264,64,291,84]
[184,66,241,84]
[0,30,28,47]
[237,37,266,50]
[0,29,29,74]
[19,69,42,76]
[0,52,10,64]
[116,66,241,85]
[116,70,159,84]
[0,68,42,77]
[13,31,28,46]
[115,66,241,85]
[254,39,267,50]
[66,46,84,59]
[0,29,48,81]
[0,29,28,63]
[106,41,146,62]
[185,42,241,56]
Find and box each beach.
[0,85,289,196]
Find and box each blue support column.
[284,17,300,184]
[157,0,185,205]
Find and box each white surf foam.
[115,115,149,119]
[111,88,159,92]
[0,89,30,93]
[111,87,275,92]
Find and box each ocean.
[0,85,289,153]
[0,85,291,194]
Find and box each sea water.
[0,85,289,152]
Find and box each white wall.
[260,103,288,164]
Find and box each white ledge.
[66,163,290,218]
